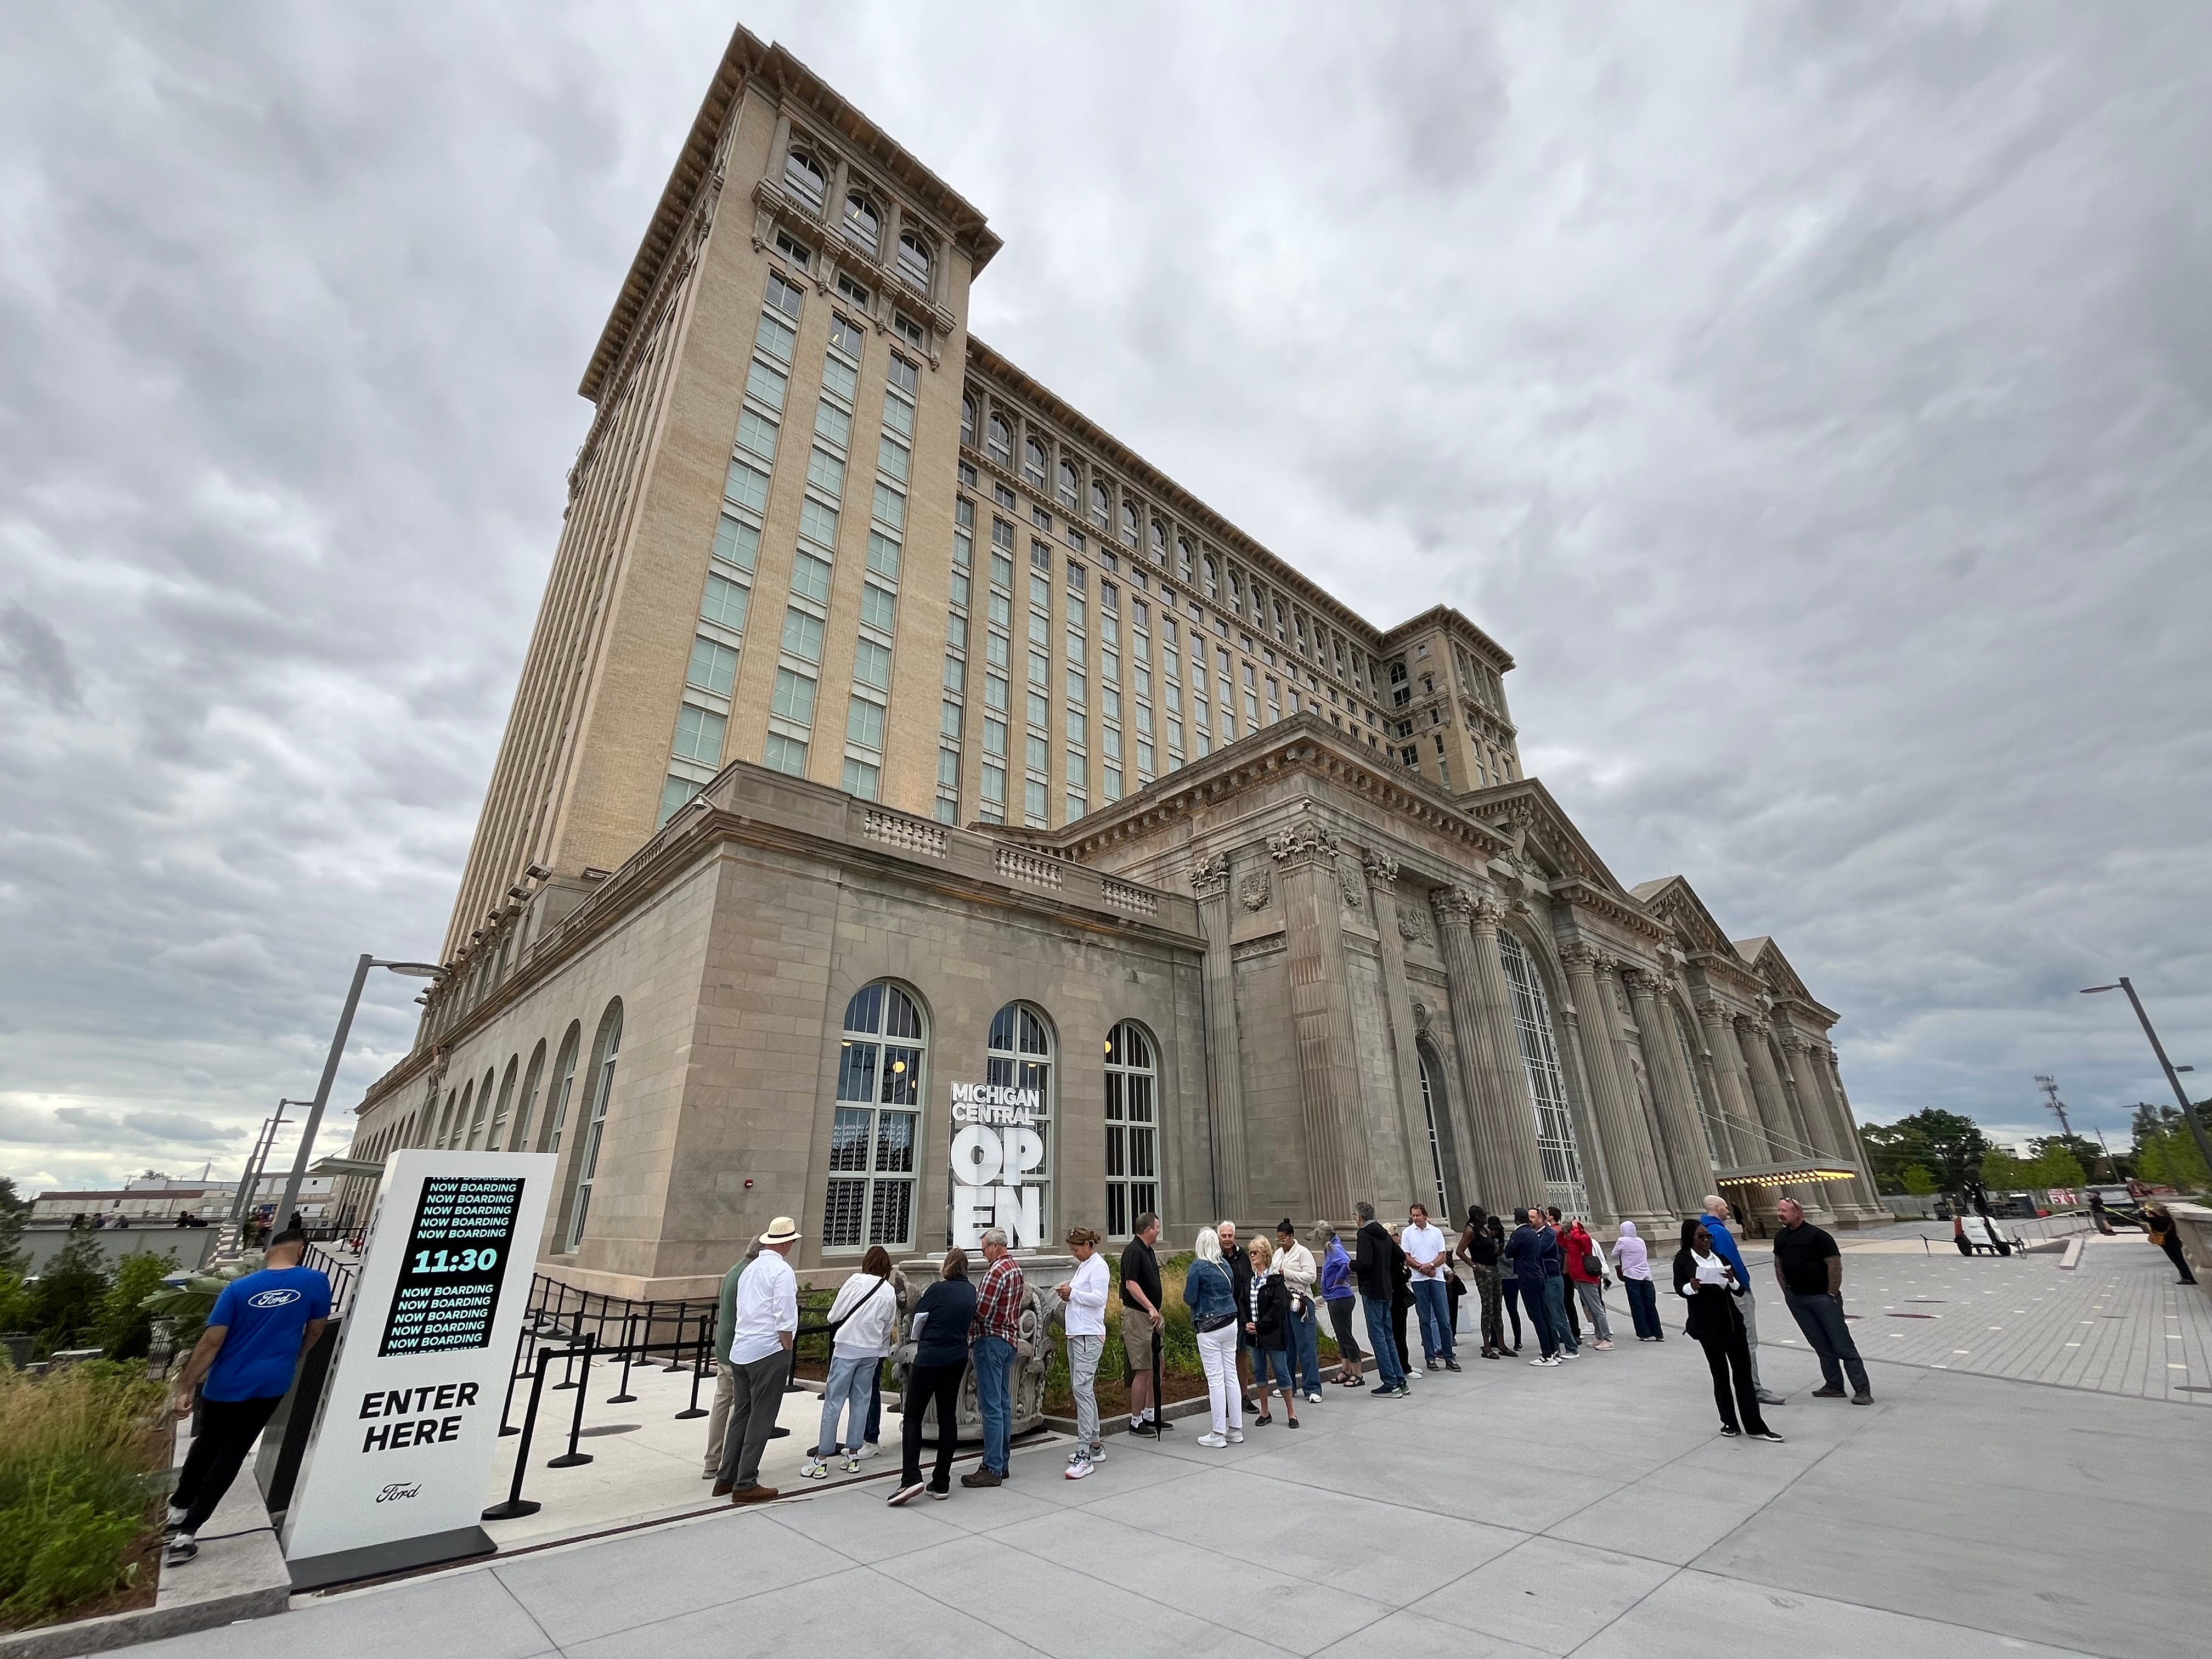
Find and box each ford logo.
[247,1288,301,1308]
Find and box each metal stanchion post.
[607,1310,639,1404]
[663,1306,690,1372]
[546,1335,596,1468]
[498,1320,534,1436]
[483,1348,556,1519]
[675,1315,708,1420]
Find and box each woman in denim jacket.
[1183,1227,1242,1447]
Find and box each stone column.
[1740,1018,1801,1159]
[1433,890,1547,1208]
[1601,959,1675,1214]
[1627,969,1708,1214]
[1366,854,1460,1214]
[1697,1000,1763,1164]
[1810,1042,1884,1215]
[1189,854,1247,1219]
[1269,822,1371,1222]
[1561,945,1650,1219]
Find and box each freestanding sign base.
[286,1523,496,1593]
[280,1151,554,1590]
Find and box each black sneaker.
[1810,1386,1844,1398]
[1718,1425,1741,1437]
[1370,1383,1396,1395]
[165,1535,198,1566]
[1443,1359,1462,1373]
[960,1468,1003,1488]
[1751,1430,1786,1443]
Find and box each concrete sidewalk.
[131,1295,2207,1659]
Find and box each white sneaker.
[1306,1391,1323,1404]
[1196,1432,1228,1448]
[855,1443,881,1460]
[1557,1350,1579,1361]
[843,1453,861,1474]
[1064,1455,1093,1480]
[800,1456,830,1480]
[1087,1442,1106,1463]
[1531,1355,1558,1367]
[1226,1427,1245,1444]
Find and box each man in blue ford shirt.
[1699,1196,1784,1406]
[167,1230,332,1565]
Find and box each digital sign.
[379,1176,522,1356]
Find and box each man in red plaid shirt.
[961,1228,1025,1487]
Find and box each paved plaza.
[144,1231,2202,1659]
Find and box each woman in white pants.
[1183,1225,1243,1447]
[1056,1226,1109,1477]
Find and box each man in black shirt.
[1118,1214,1171,1434]
[1771,1197,1871,1403]
[1352,1202,1409,1396]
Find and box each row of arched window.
[780,146,934,298]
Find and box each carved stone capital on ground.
[1189,852,1230,899]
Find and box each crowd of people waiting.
[700,1192,1884,1507]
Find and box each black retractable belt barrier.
[546,1334,596,1467]
[483,1347,560,1519]
[675,1312,709,1420]
[607,1310,640,1404]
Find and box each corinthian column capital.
[1559,943,1601,973]
[1624,967,1664,997]
[1429,885,1475,924]
[1362,851,1399,889]
[1189,852,1230,899]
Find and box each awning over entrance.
[1713,1159,1859,1190]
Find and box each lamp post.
[275,955,447,1227]
[2080,978,2212,1178]
[230,1101,313,1231]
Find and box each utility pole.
[2035,1075,2072,1139]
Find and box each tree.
[2027,1144,2087,1190]
[1863,1110,1989,1195]
[1901,1165,1938,1196]
[26,1229,112,1358]
[1980,1148,2026,1190]
[0,1175,29,1277]
[95,1249,180,1360]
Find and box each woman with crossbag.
[804,1245,898,1479]
[1184,1226,1243,1447]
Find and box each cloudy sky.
[3,3,2207,1195]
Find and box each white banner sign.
[949,1082,1044,1249]
[281,1150,553,1588]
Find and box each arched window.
[1177,537,1194,582]
[544,1023,582,1155]
[1496,930,1589,1218]
[987,414,1012,466]
[1058,460,1080,510]
[1201,555,1218,599]
[1023,437,1047,487]
[843,193,880,254]
[439,1088,462,1148]
[466,1066,496,1149]
[785,149,825,207]
[1416,1044,1452,1221]
[961,397,976,447]
[486,1057,519,1150]
[987,1002,1054,1244]
[1103,1021,1158,1237]
[896,231,931,292]
[508,1042,545,1151]
[1120,502,1139,548]
[563,1000,623,1250]
[826,981,925,1250]
[1090,479,1110,529]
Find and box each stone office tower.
[350,26,1884,1295]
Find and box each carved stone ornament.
[1559,943,1600,973]
[1471,895,1510,930]
[1337,860,1367,913]
[1397,907,1431,944]
[1238,869,1272,911]
[1266,820,1340,864]
[1363,852,1399,889]
[1411,998,1432,1034]
[1189,853,1230,898]
[1429,885,1474,923]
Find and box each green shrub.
[96,1252,180,1363]
[25,1233,111,1360]
[0,1362,168,1630]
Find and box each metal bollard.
[546,1335,596,1468]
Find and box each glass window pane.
[867,1180,911,1248]
[823,1179,866,1249]
[837,1042,879,1104]
[844,984,883,1036]
[828,1105,873,1172]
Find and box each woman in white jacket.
[804,1246,899,1477]
[1056,1226,1110,1477]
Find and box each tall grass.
[0,1361,168,1630]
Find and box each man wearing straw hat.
[713,1216,800,1504]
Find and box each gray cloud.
[1,2,2207,1192]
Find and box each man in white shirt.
[1055,1226,1109,1477]
[714,1216,801,1503]
[1401,1204,1459,1373]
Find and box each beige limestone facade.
[343,25,1884,1299]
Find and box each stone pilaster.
[1696,999,1763,1165]
[1809,1040,1885,1216]
[1364,853,1452,1216]
[1434,889,1547,1209]
[1626,968,1708,1215]
[1189,853,1247,1218]
[1269,821,1370,1222]
[1739,1017,1800,1159]
[1561,945,1648,1220]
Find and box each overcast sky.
[3,3,2208,1195]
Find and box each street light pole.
[276,955,447,1227]
[2081,978,2212,1179]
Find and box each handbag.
[1190,1260,1237,1331]
[1581,1252,1604,1279]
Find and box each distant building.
[28,1177,336,1223]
